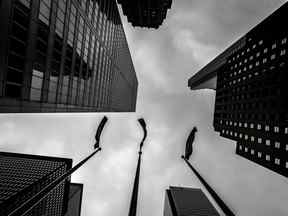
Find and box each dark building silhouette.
[0,151,72,216]
[117,0,172,29]
[0,0,138,112]
[65,183,83,216]
[163,186,220,216]
[188,2,288,177]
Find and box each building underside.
[117,0,172,29]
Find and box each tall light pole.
[128,118,147,216]
[9,116,108,216]
[182,128,235,216]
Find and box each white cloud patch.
[173,29,218,65]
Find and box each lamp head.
[94,116,108,149]
[138,118,146,130]
[138,118,147,149]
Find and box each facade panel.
[0,0,138,112]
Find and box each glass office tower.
[0,0,138,112]
[0,152,72,216]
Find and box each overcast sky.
[1,0,288,215]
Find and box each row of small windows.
[228,37,287,63]
[215,113,281,123]
[218,91,280,104]
[220,120,286,133]
[222,129,287,149]
[238,145,288,168]
[229,50,286,72]
[217,82,281,99]
[228,59,285,83]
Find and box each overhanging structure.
[117,0,172,28]
[188,37,246,90]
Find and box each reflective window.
[77,16,84,55]
[71,77,78,105]
[61,75,69,104]
[55,0,67,37]
[94,2,99,25]
[89,34,96,69]
[30,70,43,101]
[275,158,280,165]
[81,0,87,11]
[67,4,76,46]
[39,0,52,25]
[275,142,280,149]
[48,75,58,103]
[88,0,94,20]
[79,79,85,105]
[83,28,90,63]
[19,0,31,8]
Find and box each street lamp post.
[9,116,108,216]
[128,118,147,216]
[182,128,235,216]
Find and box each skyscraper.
[188,2,288,177]
[0,151,72,216]
[65,183,83,216]
[163,186,220,216]
[117,0,172,29]
[0,0,138,112]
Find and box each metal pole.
[181,155,235,216]
[9,148,102,216]
[128,151,142,216]
[128,118,147,216]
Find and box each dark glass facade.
[0,151,72,216]
[188,3,288,177]
[117,0,172,29]
[0,0,138,112]
[164,186,220,216]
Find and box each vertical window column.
[6,1,31,98]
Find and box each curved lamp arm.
[94,116,108,149]
[138,118,147,149]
